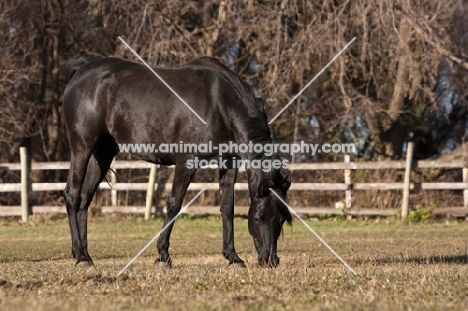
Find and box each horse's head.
[248,174,292,267]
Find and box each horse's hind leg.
[156,162,197,267]
[78,134,119,264]
[65,148,93,265]
[219,168,245,267]
[65,133,118,265]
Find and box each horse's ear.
[257,177,270,198]
[281,175,291,192]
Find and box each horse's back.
[62,57,237,157]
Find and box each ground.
[0,214,467,310]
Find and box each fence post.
[344,154,352,209]
[463,168,468,210]
[20,147,29,222]
[401,142,414,218]
[145,164,158,220]
[110,169,117,207]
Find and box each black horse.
[63,56,292,268]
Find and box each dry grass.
[0,214,467,310]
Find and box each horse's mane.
[272,191,293,225]
[269,168,293,225]
[189,57,267,112]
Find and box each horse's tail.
[64,56,88,81]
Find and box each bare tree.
[1,0,467,166]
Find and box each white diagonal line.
[117,188,207,276]
[268,37,356,124]
[269,189,357,275]
[118,36,207,125]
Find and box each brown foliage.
[1,0,467,162]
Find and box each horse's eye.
[253,215,261,223]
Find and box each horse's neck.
[228,107,272,144]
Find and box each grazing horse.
[63,56,292,268]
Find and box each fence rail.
[1,146,467,221]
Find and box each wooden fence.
[1,145,467,222]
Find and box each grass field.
[0,214,467,310]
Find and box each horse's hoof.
[229,262,246,269]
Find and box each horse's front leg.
[156,163,197,267]
[219,168,245,267]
